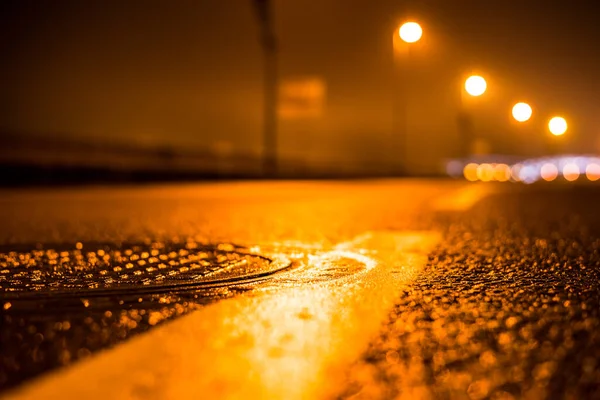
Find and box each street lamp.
[457,74,487,159]
[392,21,423,175]
[252,0,278,177]
[399,22,423,43]
[549,116,567,136]
[512,102,532,122]
[464,75,487,97]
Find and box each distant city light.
[510,163,523,182]
[549,116,567,136]
[494,164,511,182]
[586,163,600,181]
[540,163,558,181]
[562,162,580,181]
[518,165,538,184]
[477,163,494,182]
[446,160,463,178]
[452,156,600,183]
[465,75,487,97]
[463,163,479,182]
[399,22,423,43]
[512,102,532,122]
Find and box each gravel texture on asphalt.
[341,185,600,400]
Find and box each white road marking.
[429,183,497,212]
[5,231,440,400]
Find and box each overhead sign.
[278,77,326,119]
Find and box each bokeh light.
[518,165,538,184]
[510,164,523,182]
[399,22,423,43]
[549,116,567,136]
[477,163,494,182]
[512,102,532,122]
[586,163,600,181]
[540,163,558,181]
[446,160,463,178]
[452,156,600,183]
[463,163,479,182]
[465,75,487,97]
[562,163,580,181]
[494,164,511,182]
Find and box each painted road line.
[5,231,440,400]
[429,183,498,212]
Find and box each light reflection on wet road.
[3,180,600,399]
[4,230,440,400]
[0,180,452,396]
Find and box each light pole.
[457,74,487,158]
[392,21,422,175]
[253,0,278,177]
[547,116,567,155]
[510,101,533,157]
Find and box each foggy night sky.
[1,0,600,170]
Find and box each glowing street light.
[457,75,486,158]
[393,21,423,174]
[399,22,423,43]
[465,75,487,97]
[512,102,532,122]
[549,116,567,136]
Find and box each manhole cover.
[0,241,291,300]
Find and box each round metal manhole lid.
[0,241,291,300]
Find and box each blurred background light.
[512,102,532,122]
[494,163,511,182]
[399,22,423,43]
[586,163,600,181]
[510,164,523,182]
[465,75,487,97]
[562,162,580,181]
[476,163,494,182]
[540,163,558,181]
[463,163,479,181]
[518,165,538,184]
[549,116,568,136]
[446,160,464,178]
[448,156,600,184]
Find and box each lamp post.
[253,0,278,177]
[510,102,533,157]
[457,75,487,158]
[392,21,422,175]
[546,116,567,155]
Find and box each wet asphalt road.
[345,183,600,400]
[2,180,600,399]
